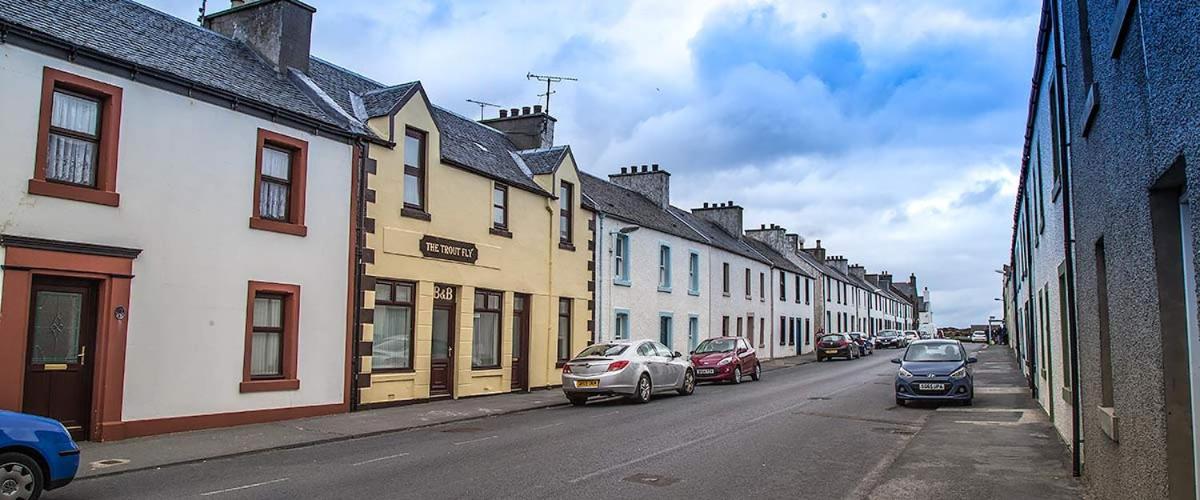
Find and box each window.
[805,279,811,304]
[614,234,631,285]
[795,275,801,304]
[559,181,574,247]
[30,67,123,207]
[745,268,752,299]
[779,317,787,346]
[491,183,509,234]
[747,315,755,345]
[473,290,502,369]
[688,251,701,295]
[558,298,572,365]
[780,271,787,301]
[737,317,743,336]
[250,129,309,236]
[373,280,414,371]
[759,318,765,347]
[825,277,831,302]
[659,314,673,347]
[723,263,731,295]
[403,128,427,215]
[658,245,672,291]
[805,318,811,345]
[789,318,796,346]
[688,316,700,350]
[826,311,831,332]
[759,272,765,300]
[722,316,730,336]
[1096,239,1114,408]
[614,310,630,340]
[241,281,300,392]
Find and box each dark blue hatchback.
[0,410,80,499]
[892,340,977,406]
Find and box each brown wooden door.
[23,277,97,440]
[430,285,456,397]
[511,294,530,391]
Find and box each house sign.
[420,235,478,264]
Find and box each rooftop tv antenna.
[526,72,578,114]
[197,0,208,23]
[466,99,503,120]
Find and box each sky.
[145,0,1041,327]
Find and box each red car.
[815,333,859,361]
[690,337,761,384]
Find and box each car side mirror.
[673,351,683,358]
[890,358,901,364]
[967,357,978,364]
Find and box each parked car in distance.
[892,340,977,406]
[816,333,859,361]
[919,331,934,340]
[0,410,80,500]
[691,337,761,384]
[848,332,873,356]
[562,340,695,406]
[876,330,907,349]
[970,331,989,343]
[904,331,920,343]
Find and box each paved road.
[53,346,975,499]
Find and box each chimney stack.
[692,201,744,238]
[481,104,556,150]
[804,239,827,261]
[205,0,316,74]
[609,163,672,209]
[745,224,791,256]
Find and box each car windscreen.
[576,344,628,358]
[880,331,899,337]
[694,339,735,353]
[820,334,846,343]
[904,343,963,362]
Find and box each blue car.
[891,339,977,406]
[0,411,80,499]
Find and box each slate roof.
[745,239,810,277]
[844,272,876,292]
[431,106,550,195]
[519,147,570,175]
[0,0,351,133]
[793,249,839,279]
[307,57,387,119]
[579,173,706,243]
[666,207,771,264]
[892,282,918,302]
[361,83,420,118]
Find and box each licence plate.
[917,383,945,391]
[825,349,839,354]
[697,368,715,375]
[575,379,599,388]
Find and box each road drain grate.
[440,427,484,433]
[808,396,832,400]
[623,473,679,487]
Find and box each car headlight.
[717,357,733,366]
[898,367,914,378]
[950,367,967,378]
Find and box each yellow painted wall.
[358,90,592,405]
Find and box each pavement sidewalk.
[76,390,567,479]
[762,350,817,371]
[863,344,1085,499]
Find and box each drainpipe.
[350,140,369,411]
[595,213,605,343]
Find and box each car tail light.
[606,360,630,372]
[562,363,573,374]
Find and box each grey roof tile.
[519,147,569,175]
[744,239,810,277]
[431,106,549,195]
[580,173,706,243]
[666,207,771,264]
[361,83,419,118]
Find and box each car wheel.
[732,367,743,384]
[896,398,905,407]
[631,374,652,403]
[816,355,823,362]
[0,452,43,500]
[677,370,696,396]
[567,395,588,406]
[751,363,762,381]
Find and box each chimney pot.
[727,200,734,206]
[761,224,766,230]
[521,106,531,115]
[509,108,519,116]
[499,109,508,118]
[620,167,627,174]
[533,104,543,114]
[639,165,646,173]
[652,163,659,171]
[816,239,822,248]
[703,202,710,208]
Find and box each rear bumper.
[562,370,639,397]
[816,347,854,358]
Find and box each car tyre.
[732,367,743,384]
[567,395,588,406]
[895,398,905,407]
[631,374,652,404]
[0,452,44,500]
[677,370,696,396]
[751,363,762,381]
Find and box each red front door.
[430,285,456,397]
[23,277,98,440]
[511,294,530,391]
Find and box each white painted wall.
[0,47,352,421]
[594,216,708,355]
[706,249,774,359]
[769,270,814,357]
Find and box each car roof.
[909,339,960,345]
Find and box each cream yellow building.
[351,85,593,406]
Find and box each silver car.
[561,340,695,405]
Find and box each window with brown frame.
[30,67,123,207]
[759,272,765,300]
[251,129,308,236]
[402,128,429,219]
[491,183,509,235]
[473,290,503,369]
[559,181,574,248]
[373,280,414,371]
[744,268,751,299]
[722,262,730,295]
[557,298,572,365]
[241,281,300,393]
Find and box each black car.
[875,330,906,349]
[816,334,859,361]
[847,332,873,356]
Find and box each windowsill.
[688,290,700,296]
[722,292,730,297]
[471,365,503,371]
[401,207,431,221]
[1052,182,1062,202]
[658,287,672,293]
[372,367,416,375]
[559,241,576,251]
[249,216,308,237]
[489,227,513,238]
[239,378,300,393]
[614,280,632,287]
[1098,405,1119,442]
[28,178,119,207]
[555,361,567,368]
